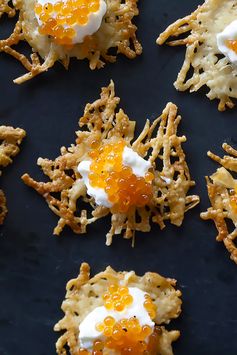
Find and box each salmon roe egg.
[227,39,237,54]
[78,349,90,355]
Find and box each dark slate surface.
[1,0,237,354]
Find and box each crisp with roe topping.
[88,140,154,213]
[79,285,158,354]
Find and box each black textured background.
[1,0,237,354]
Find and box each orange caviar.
[226,39,237,54]
[102,285,133,312]
[79,326,160,354]
[79,318,156,354]
[35,0,100,45]
[100,317,153,353]
[143,294,157,320]
[88,140,154,213]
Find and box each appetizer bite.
[0,125,26,224]
[0,0,142,83]
[201,143,237,264]
[54,262,182,355]
[157,0,237,111]
[22,81,199,245]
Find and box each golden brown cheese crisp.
[157,0,237,111]
[22,81,199,245]
[54,262,182,355]
[201,143,237,264]
[0,0,142,84]
[0,125,26,223]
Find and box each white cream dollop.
[217,20,237,65]
[79,287,155,350]
[122,146,151,177]
[35,0,107,44]
[77,147,151,208]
